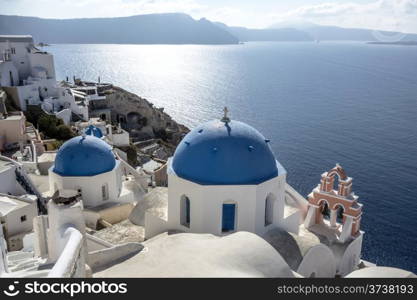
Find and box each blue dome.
[171,120,279,185]
[53,135,116,176]
[85,125,103,138]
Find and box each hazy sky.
[1,0,417,33]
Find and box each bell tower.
[304,164,363,243]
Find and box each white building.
[105,124,130,147]
[0,35,54,86]
[41,87,89,124]
[0,35,56,110]
[0,111,26,151]
[0,35,88,123]
[0,155,40,252]
[0,194,38,251]
[72,85,109,120]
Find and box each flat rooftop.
[0,35,33,43]
[0,194,32,216]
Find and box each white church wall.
[167,172,291,236]
[200,183,256,235]
[167,173,204,233]
[165,164,289,237]
[168,172,256,235]
[254,174,286,235]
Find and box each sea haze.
[48,41,417,273]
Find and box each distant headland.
[367,41,417,46]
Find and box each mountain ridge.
[1,13,416,44]
[0,13,239,45]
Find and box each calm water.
[48,42,417,273]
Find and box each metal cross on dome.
[221,106,230,123]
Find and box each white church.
[146,109,288,236]
[47,129,149,230]
[145,109,366,277]
[1,108,415,278]
[49,135,127,208]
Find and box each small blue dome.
[53,135,116,176]
[85,125,103,138]
[171,120,279,185]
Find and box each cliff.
[0,13,239,45]
[104,86,189,145]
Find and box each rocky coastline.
[76,81,189,167]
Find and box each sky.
[1,0,417,33]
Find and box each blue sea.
[47,42,417,273]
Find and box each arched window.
[102,184,109,201]
[222,202,236,233]
[265,193,276,226]
[335,204,345,223]
[319,200,330,219]
[180,195,190,228]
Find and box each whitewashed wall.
[163,161,287,237]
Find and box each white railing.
[48,227,85,278]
